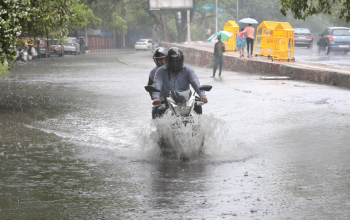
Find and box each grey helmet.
[153,47,168,62]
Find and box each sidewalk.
[161,42,350,89]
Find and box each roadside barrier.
[271,22,295,62]
[223,20,239,51]
[254,21,295,62]
[254,21,279,57]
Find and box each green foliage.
[72,3,101,29]
[24,0,85,40]
[0,61,9,77]
[280,0,350,24]
[87,0,127,34]
[124,0,154,29]
[1,0,91,68]
[191,23,207,41]
[0,0,32,65]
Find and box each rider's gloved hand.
[200,96,208,103]
[152,98,161,105]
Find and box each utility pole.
[215,0,218,33]
[162,11,168,42]
[187,10,191,42]
[152,24,155,51]
[177,11,182,43]
[85,25,88,47]
[237,0,239,21]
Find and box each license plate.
[339,45,349,48]
[298,37,306,39]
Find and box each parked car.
[294,28,313,49]
[49,39,64,57]
[135,39,153,51]
[317,27,350,54]
[63,37,80,55]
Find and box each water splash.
[139,113,230,161]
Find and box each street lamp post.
[237,0,239,21]
[187,10,191,42]
[215,0,218,33]
[178,11,182,43]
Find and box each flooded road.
[1,51,350,219]
[294,46,350,69]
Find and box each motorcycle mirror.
[144,85,161,93]
[199,85,212,91]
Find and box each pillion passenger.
[152,47,207,117]
[148,47,167,119]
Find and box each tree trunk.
[146,9,170,42]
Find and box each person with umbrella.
[238,18,258,58]
[211,34,225,78]
[239,24,255,58]
[79,37,85,54]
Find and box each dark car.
[294,28,313,49]
[317,27,350,54]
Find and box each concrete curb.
[85,48,135,53]
[161,43,350,89]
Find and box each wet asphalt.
[0,51,350,219]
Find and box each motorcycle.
[16,48,28,62]
[145,85,212,160]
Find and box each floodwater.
[1,51,350,219]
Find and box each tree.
[0,0,33,68]
[279,0,350,24]
[86,0,127,34]
[24,0,86,42]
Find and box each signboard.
[148,0,194,10]
[194,3,223,14]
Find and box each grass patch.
[0,62,9,78]
[206,62,213,68]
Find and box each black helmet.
[153,47,167,62]
[166,47,184,73]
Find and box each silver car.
[63,37,80,55]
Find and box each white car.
[63,37,80,55]
[135,39,153,51]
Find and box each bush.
[0,61,9,77]
[190,24,208,41]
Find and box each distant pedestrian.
[237,28,246,57]
[211,35,225,78]
[35,39,41,58]
[79,38,85,54]
[206,28,212,39]
[239,24,255,58]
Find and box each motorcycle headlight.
[170,99,194,117]
[173,105,192,116]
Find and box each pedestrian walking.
[211,35,225,78]
[35,39,41,58]
[237,28,246,57]
[79,38,85,54]
[239,24,255,58]
[206,28,212,39]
